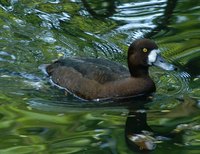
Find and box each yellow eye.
[143,48,148,52]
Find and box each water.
[0,0,200,153]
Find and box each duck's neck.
[129,65,149,78]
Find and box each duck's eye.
[143,48,148,52]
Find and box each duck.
[44,39,175,101]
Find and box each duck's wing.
[46,57,129,84]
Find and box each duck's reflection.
[124,97,199,152]
[125,110,156,151]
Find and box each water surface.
[0,0,200,153]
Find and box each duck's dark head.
[128,39,175,77]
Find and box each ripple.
[111,0,166,30]
[35,9,70,29]
[0,67,44,94]
[0,3,14,12]
[94,41,122,57]
[153,69,191,96]
[36,30,56,44]
[0,51,16,63]
[48,0,60,4]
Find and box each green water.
[0,0,200,153]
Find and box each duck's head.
[128,39,175,77]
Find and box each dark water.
[0,0,200,153]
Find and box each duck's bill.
[153,54,175,71]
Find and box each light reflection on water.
[0,0,200,153]
[111,0,166,30]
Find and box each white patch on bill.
[148,49,160,65]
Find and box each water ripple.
[94,41,122,57]
[152,68,191,97]
[24,8,71,29]
[112,0,166,30]
[0,51,16,63]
